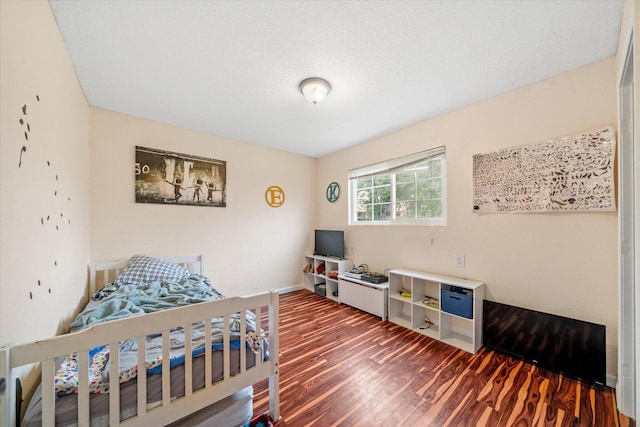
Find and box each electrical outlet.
[350,244,356,254]
[455,255,465,268]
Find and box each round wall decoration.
[265,185,285,207]
[326,181,340,203]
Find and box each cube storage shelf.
[304,255,352,302]
[388,269,485,353]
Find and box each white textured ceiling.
[49,1,624,158]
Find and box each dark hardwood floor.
[253,290,635,427]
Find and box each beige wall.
[0,0,90,348]
[317,57,619,378]
[89,108,316,297]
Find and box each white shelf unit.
[338,275,389,320]
[388,269,485,353]
[304,255,352,302]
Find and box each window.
[348,147,446,225]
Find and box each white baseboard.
[276,284,306,294]
[606,373,616,389]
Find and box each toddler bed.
[0,255,280,426]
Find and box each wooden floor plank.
[253,290,635,427]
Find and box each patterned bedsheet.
[54,275,264,396]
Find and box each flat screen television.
[314,230,344,259]
[483,300,606,386]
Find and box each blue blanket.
[55,275,261,396]
[71,275,223,332]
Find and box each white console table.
[338,275,389,320]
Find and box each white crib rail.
[1,290,279,427]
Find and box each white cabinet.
[388,269,485,354]
[338,276,388,320]
[304,255,352,302]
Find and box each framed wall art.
[472,126,615,214]
[135,146,226,207]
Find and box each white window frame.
[348,147,447,226]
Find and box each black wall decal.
[17,95,76,301]
[18,146,26,167]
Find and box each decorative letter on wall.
[473,126,615,214]
[326,182,340,203]
[265,185,285,207]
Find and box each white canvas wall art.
[473,126,615,214]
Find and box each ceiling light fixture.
[299,77,331,105]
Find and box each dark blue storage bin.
[441,287,473,319]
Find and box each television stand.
[304,255,389,319]
[304,255,352,303]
